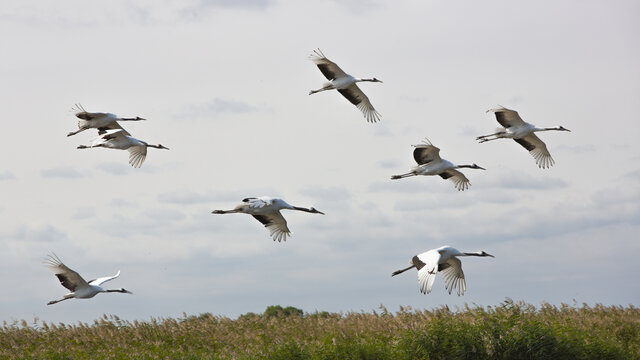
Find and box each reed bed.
[2,300,638,359]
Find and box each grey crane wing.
[97,122,131,136]
[489,107,525,128]
[309,49,348,80]
[252,212,291,242]
[514,134,555,168]
[337,85,381,123]
[413,144,441,165]
[439,169,471,191]
[44,254,89,292]
[75,111,109,121]
[245,197,271,209]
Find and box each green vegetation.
[2,299,639,359]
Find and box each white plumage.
[67,104,145,137]
[212,196,324,242]
[392,246,494,295]
[391,139,485,191]
[76,129,169,168]
[308,48,382,123]
[477,106,571,168]
[44,253,132,305]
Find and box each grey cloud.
[298,186,351,212]
[72,207,96,220]
[488,172,567,190]
[368,179,433,194]
[554,144,596,153]
[40,166,85,179]
[377,159,401,169]
[624,169,640,180]
[591,187,640,224]
[1,224,67,243]
[157,190,218,205]
[96,212,177,238]
[174,98,259,120]
[328,0,384,14]
[398,95,428,104]
[298,186,350,202]
[97,162,130,176]
[110,198,139,208]
[458,126,480,137]
[142,208,187,222]
[0,171,15,181]
[373,124,393,137]
[161,188,280,206]
[198,0,275,9]
[392,193,474,212]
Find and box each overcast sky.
[1,0,639,325]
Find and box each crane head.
[309,207,325,215]
[557,126,571,132]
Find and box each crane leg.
[391,172,415,180]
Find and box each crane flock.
[69,104,169,168]
[45,48,573,305]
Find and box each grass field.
[2,299,639,359]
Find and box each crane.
[477,106,571,168]
[308,48,382,123]
[67,104,145,137]
[45,253,132,305]
[212,196,324,242]
[76,129,169,168]
[392,245,494,295]
[391,139,485,191]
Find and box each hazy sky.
[1,0,639,325]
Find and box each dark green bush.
[264,305,304,318]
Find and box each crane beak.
[311,207,325,215]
